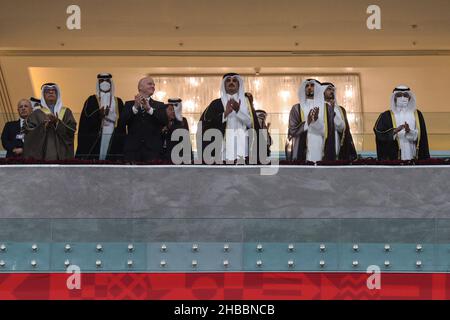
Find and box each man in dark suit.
[1,99,33,158]
[119,76,168,161]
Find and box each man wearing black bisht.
[198,73,259,163]
[76,73,125,160]
[374,85,430,160]
[320,82,357,161]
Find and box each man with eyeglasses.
[23,83,77,160]
[374,85,430,160]
[1,99,33,158]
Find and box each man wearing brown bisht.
[24,83,77,160]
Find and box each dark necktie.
[324,104,336,161]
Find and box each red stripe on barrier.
[0,272,448,300]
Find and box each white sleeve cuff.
[406,129,418,141]
[222,113,227,123]
[132,105,139,114]
[147,107,154,115]
[303,121,309,131]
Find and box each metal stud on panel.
[319,260,325,268]
[256,260,263,267]
[223,260,229,267]
[288,260,295,268]
[416,244,423,252]
[288,244,295,252]
[352,260,359,267]
[256,244,263,252]
[192,260,198,268]
[128,244,134,252]
[192,244,199,252]
[161,244,167,252]
[96,260,102,267]
[64,259,70,267]
[31,260,37,267]
[127,260,133,267]
[64,244,71,252]
[384,244,391,252]
[320,244,326,252]
[0,244,6,252]
[384,260,390,267]
[32,244,38,252]
[160,260,166,267]
[0,260,5,267]
[223,244,230,252]
[416,260,422,268]
[96,244,103,252]
[352,244,359,252]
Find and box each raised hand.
[231,99,241,112]
[225,100,234,117]
[404,122,410,133]
[393,124,405,134]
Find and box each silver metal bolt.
[127,260,133,267]
[416,260,422,268]
[353,244,359,252]
[352,260,359,267]
[192,244,199,252]
[256,260,263,267]
[384,244,391,252]
[128,244,134,252]
[384,260,390,267]
[288,244,295,252]
[0,244,6,251]
[96,260,102,267]
[32,244,38,251]
[256,244,263,252]
[31,260,37,267]
[223,260,229,267]
[319,260,325,267]
[223,244,230,252]
[96,244,103,252]
[161,244,167,252]
[64,259,70,267]
[288,260,294,267]
[0,260,5,267]
[64,244,71,252]
[416,244,423,252]
[192,260,198,267]
[320,244,326,252]
[160,260,166,267]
